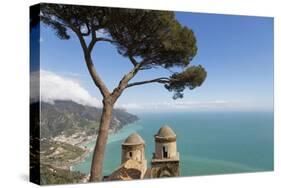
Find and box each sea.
[72,111,274,177]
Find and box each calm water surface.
[72,111,274,176]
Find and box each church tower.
[121,132,147,177]
[150,125,180,178]
[121,132,146,163]
[106,133,147,180]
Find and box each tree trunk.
[89,98,113,182]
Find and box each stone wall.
[121,144,145,163]
[150,160,180,178]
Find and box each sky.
[33,11,274,112]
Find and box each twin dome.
[120,124,180,179]
[123,125,176,145]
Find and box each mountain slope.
[39,100,138,138]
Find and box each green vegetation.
[41,140,85,165]
[40,100,138,138]
[40,164,86,185]
[35,100,138,184]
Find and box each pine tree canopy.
[40,3,207,99]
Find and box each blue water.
[72,111,274,176]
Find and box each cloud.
[58,71,88,78]
[31,70,101,107]
[118,100,232,111]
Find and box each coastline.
[70,120,143,175]
[67,121,141,174]
[39,125,132,175]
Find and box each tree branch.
[70,24,110,98]
[88,22,97,52]
[110,63,142,102]
[70,25,88,51]
[126,77,170,88]
[84,53,110,98]
[128,55,138,66]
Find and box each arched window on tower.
[129,151,132,158]
[162,146,168,158]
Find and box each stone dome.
[123,133,145,145]
[156,125,176,138]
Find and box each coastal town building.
[105,125,180,181]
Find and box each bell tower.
[150,125,180,178]
[121,132,146,163]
